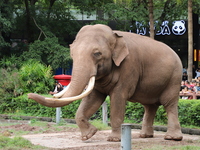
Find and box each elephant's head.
[28,24,129,107]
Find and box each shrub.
[0,55,21,69]
[178,100,200,126]
[125,102,144,123]
[0,59,55,113]
[2,93,200,128]
[20,37,72,70]
[19,59,54,93]
[0,67,22,113]
[2,94,82,118]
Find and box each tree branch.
[32,17,47,39]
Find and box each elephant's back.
[120,31,182,101]
[122,32,182,75]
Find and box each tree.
[148,0,154,39]
[187,0,193,81]
[9,0,81,70]
[176,0,200,81]
[110,0,186,36]
[187,0,200,80]
[0,0,14,57]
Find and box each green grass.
[0,119,78,137]
[41,94,53,98]
[181,124,200,129]
[1,119,200,150]
[3,111,200,130]
[0,120,110,149]
[0,136,45,150]
[91,120,111,130]
[143,145,200,150]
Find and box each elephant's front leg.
[107,94,127,142]
[75,90,106,141]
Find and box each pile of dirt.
[1,124,39,131]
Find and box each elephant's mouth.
[49,76,95,101]
[28,76,95,107]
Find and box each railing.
[179,93,200,99]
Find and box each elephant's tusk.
[53,84,70,98]
[45,76,95,102]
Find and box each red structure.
[53,74,71,86]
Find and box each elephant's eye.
[70,52,73,58]
[93,52,102,58]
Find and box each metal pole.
[121,123,132,150]
[56,107,61,124]
[102,102,108,125]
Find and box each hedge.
[0,95,199,127]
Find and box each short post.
[56,107,61,124]
[121,123,132,150]
[102,101,108,125]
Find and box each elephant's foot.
[140,127,154,138]
[140,133,153,138]
[81,124,98,141]
[164,131,183,141]
[107,131,121,142]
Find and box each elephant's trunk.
[28,48,97,107]
[28,76,95,107]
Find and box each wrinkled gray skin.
[28,24,183,142]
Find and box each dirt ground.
[22,129,200,150]
[1,119,200,150]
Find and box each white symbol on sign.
[136,21,146,35]
[135,20,186,36]
[155,21,171,35]
[172,20,186,35]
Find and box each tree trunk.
[97,9,104,20]
[188,0,193,81]
[47,0,56,19]
[148,0,154,39]
[24,0,31,42]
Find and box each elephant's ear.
[112,32,129,66]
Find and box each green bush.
[124,100,200,126]
[178,100,200,126]
[1,94,200,127]
[21,37,72,70]
[155,105,168,124]
[0,59,55,113]
[0,67,22,112]
[125,102,144,123]
[2,94,81,118]
[19,59,54,93]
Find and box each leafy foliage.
[125,102,144,123]
[19,59,54,93]
[0,59,55,113]
[0,0,14,50]
[1,94,81,118]
[20,37,72,70]
[0,67,22,110]
[178,100,200,126]
[0,55,21,69]
[2,93,200,127]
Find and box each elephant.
[28,24,183,142]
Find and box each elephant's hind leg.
[160,84,183,141]
[140,104,159,138]
[75,90,106,141]
[164,104,183,141]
